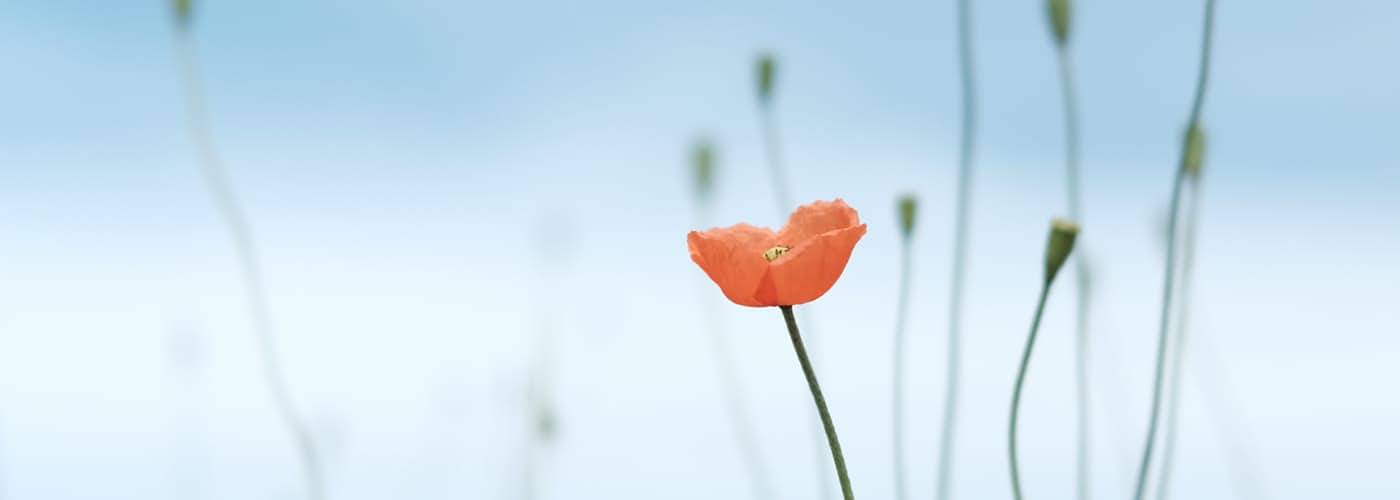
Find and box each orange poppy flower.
[688,199,868,307]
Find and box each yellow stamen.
[763,245,790,262]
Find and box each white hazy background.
[1,0,1397,499]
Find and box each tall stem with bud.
[755,53,833,500]
[892,196,918,500]
[172,3,323,500]
[1045,2,1093,498]
[1009,219,1079,500]
[691,140,774,500]
[1131,1,1216,498]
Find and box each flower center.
[762,245,790,262]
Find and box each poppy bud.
[174,0,193,27]
[756,54,777,103]
[1047,0,1071,46]
[693,139,715,199]
[1182,122,1206,178]
[897,194,917,239]
[1044,218,1079,285]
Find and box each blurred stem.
[696,201,775,500]
[780,306,855,500]
[1155,177,1200,500]
[1054,42,1093,500]
[175,30,325,500]
[937,0,976,499]
[892,234,914,500]
[1132,1,1215,499]
[760,81,830,500]
[1008,283,1052,500]
[759,102,793,217]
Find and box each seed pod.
[1044,218,1080,285]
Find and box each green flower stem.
[175,30,324,500]
[696,202,774,500]
[1008,283,1053,500]
[1053,41,1093,500]
[938,1,977,499]
[780,306,855,500]
[1132,1,1216,499]
[892,233,914,500]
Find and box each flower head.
[688,199,867,307]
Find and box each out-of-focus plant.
[1132,2,1218,500]
[1009,219,1080,500]
[170,2,324,499]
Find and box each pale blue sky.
[1,1,1397,499]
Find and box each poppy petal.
[688,224,777,307]
[768,224,868,305]
[776,199,861,247]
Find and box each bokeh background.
[1,0,1397,499]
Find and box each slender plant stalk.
[1131,2,1216,499]
[937,1,977,499]
[1053,42,1093,500]
[759,75,831,500]
[780,306,855,500]
[696,202,774,500]
[892,231,914,500]
[175,31,325,500]
[1008,284,1052,500]
[759,102,794,216]
[1154,177,1200,500]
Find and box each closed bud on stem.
[1048,0,1071,46]
[756,54,777,103]
[1044,218,1080,285]
[1182,122,1206,178]
[693,139,716,199]
[897,194,917,239]
[174,0,193,27]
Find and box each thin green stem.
[760,88,830,500]
[1155,178,1199,500]
[176,31,324,500]
[1053,43,1092,500]
[781,306,855,500]
[759,103,793,217]
[938,1,976,499]
[1132,1,1215,498]
[1008,284,1053,500]
[696,202,774,500]
[892,235,914,500]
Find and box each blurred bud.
[896,194,917,239]
[536,407,557,443]
[756,53,777,103]
[174,0,193,27]
[1044,218,1080,285]
[1182,122,1206,177]
[1047,0,1071,45]
[693,139,715,199]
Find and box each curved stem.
[1054,43,1092,500]
[1132,1,1216,499]
[938,1,976,499]
[892,236,914,500]
[1008,284,1053,500]
[781,306,855,500]
[761,87,830,500]
[1155,178,1200,500]
[176,31,325,500]
[696,202,774,500]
